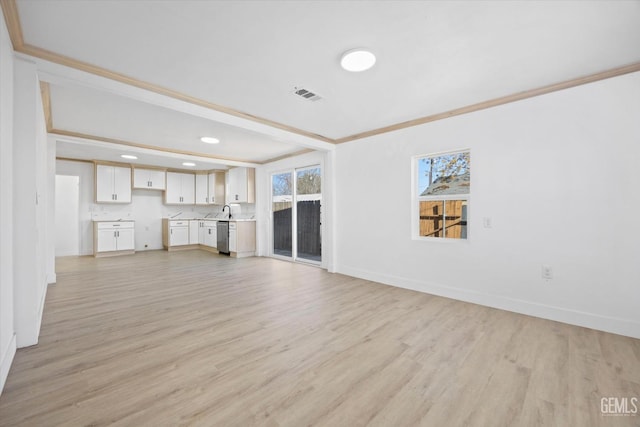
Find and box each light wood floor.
[0,251,639,426]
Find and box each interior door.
[55,175,79,256]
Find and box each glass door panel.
[272,172,293,258]
[295,167,321,263]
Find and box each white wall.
[55,159,233,255]
[12,57,49,348]
[46,138,56,284]
[257,149,335,271]
[0,8,16,394]
[335,71,640,339]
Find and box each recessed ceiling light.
[121,154,138,160]
[200,136,220,144]
[340,48,376,72]
[182,162,196,167]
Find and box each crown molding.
[39,81,52,131]
[334,61,640,144]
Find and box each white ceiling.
[49,84,301,163]
[12,1,640,165]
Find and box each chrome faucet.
[222,205,232,219]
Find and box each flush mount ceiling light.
[340,48,376,72]
[182,162,196,167]
[200,136,220,144]
[121,154,138,160]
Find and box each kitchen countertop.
[92,219,135,222]
[164,217,256,222]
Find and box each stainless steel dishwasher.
[217,221,229,254]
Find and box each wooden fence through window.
[419,200,467,238]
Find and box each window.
[415,150,470,240]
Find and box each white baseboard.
[0,334,16,396]
[338,265,640,340]
[47,273,56,284]
[16,280,48,349]
[31,279,48,345]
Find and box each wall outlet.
[483,217,492,228]
[541,265,553,280]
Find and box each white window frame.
[412,149,470,242]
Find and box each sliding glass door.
[272,172,293,258]
[271,166,321,264]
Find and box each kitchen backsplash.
[91,202,256,221]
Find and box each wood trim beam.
[260,148,314,164]
[55,157,94,164]
[0,0,23,48]
[16,42,335,144]
[39,81,53,131]
[335,61,640,144]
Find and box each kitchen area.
[55,159,257,260]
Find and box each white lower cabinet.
[168,221,189,246]
[227,221,256,258]
[189,220,199,244]
[93,221,135,257]
[229,222,237,253]
[202,221,217,248]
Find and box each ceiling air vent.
[293,86,322,102]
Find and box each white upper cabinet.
[95,164,131,203]
[227,167,255,203]
[195,174,209,205]
[165,172,195,205]
[208,172,225,205]
[195,172,225,205]
[133,168,165,190]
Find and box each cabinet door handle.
[115,194,117,201]
[235,194,239,201]
[171,229,173,234]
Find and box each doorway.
[271,166,321,264]
[55,175,80,256]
